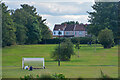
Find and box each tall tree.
[20,4,37,16]
[41,24,52,40]
[2,3,16,47]
[75,38,80,57]
[15,23,27,44]
[87,2,118,38]
[3,3,52,45]
[25,15,42,44]
[12,4,42,44]
[118,2,120,41]
[61,21,79,25]
[36,15,52,41]
[12,9,28,44]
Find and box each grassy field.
[2,44,118,78]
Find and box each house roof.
[64,24,75,31]
[53,24,87,31]
[75,24,86,31]
[53,24,65,31]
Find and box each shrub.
[38,74,54,80]
[21,73,67,80]
[77,78,83,80]
[51,38,75,61]
[20,73,119,80]
[52,73,65,79]
[39,37,93,44]
[20,74,33,80]
[71,37,92,44]
[98,70,118,80]
[98,28,114,48]
[39,38,65,44]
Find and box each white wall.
[53,30,64,36]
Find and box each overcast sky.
[3,0,95,31]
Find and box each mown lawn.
[2,44,118,78]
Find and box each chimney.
[64,23,67,26]
[63,23,67,31]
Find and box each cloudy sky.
[3,0,95,31]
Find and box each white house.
[53,24,66,38]
[53,24,88,38]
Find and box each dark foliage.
[98,28,114,48]
[87,2,119,43]
[51,38,75,61]
[2,3,52,47]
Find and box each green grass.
[2,44,118,78]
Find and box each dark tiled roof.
[64,24,74,31]
[53,24,65,31]
[75,24,86,31]
[53,24,87,31]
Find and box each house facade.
[53,24,66,38]
[64,24,74,37]
[74,24,87,37]
[53,24,88,38]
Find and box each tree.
[2,3,53,46]
[20,4,37,16]
[52,38,75,61]
[118,1,120,41]
[12,9,29,44]
[61,21,80,25]
[91,35,97,52]
[98,28,114,48]
[36,15,52,42]
[2,3,16,47]
[75,38,80,57]
[25,15,42,44]
[12,4,42,44]
[87,2,118,38]
[41,24,52,44]
[0,2,2,47]
[12,4,52,44]
[15,23,27,44]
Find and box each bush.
[38,74,54,80]
[51,38,75,61]
[21,73,67,80]
[52,73,65,79]
[71,37,92,44]
[20,73,119,80]
[20,74,33,80]
[39,38,65,44]
[98,28,114,48]
[39,37,93,44]
[98,70,118,80]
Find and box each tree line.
[1,3,52,47]
[87,2,119,48]
[1,2,120,47]
[87,2,119,42]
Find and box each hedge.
[39,37,93,44]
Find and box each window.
[66,32,69,34]
[79,32,82,35]
[54,32,56,34]
[75,32,77,35]
[72,32,74,34]
[85,31,87,35]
